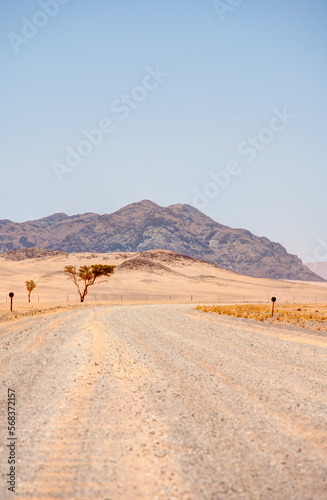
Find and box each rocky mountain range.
[0,200,323,281]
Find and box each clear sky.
[1,0,327,262]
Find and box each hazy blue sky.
[1,0,327,262]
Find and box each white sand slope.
[0,250,326,305]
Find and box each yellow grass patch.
[197,303,327,332]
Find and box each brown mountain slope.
[1,248,68,261]
[0,200,323,281]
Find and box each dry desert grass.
[197,303,327,332]
[0,303,85,323]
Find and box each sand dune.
[0,249,326,307]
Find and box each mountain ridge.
[0,200,323,282]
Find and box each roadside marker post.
[9,292,14,312]
[271,296,277,317]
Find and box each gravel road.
[1,304,327,499]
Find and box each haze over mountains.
[0,200,323,282]
[306,262,327,280]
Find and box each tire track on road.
[100,306,327,498]
[28,311,187,500]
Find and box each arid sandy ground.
[0,251,326,307]
[0,304,327,499]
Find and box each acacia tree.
[25,280,36,303]
[64,264,115,302]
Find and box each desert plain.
[0,249,327,310]
[0,250,327,499]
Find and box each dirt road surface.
[1,304,327,499]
